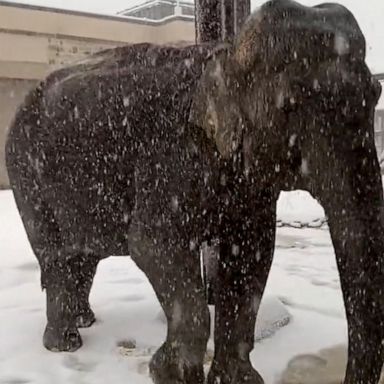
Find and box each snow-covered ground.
[0,189,347,384]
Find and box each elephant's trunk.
[327,205,384,383]
[317,137,384,383]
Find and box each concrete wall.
[375,109,384,157]
[0,1,195,188]
[0,2,195,46]
[0,79,38,188]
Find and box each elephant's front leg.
[128,221,210,384]
[207,202,277,384]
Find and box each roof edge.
[118,0,194,15]
[0,0,195,26]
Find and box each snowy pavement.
[0,190,347,384]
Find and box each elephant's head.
[192,0,382,185]
[191,0,383,216]
[192,1,384,374]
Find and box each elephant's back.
[6,42,215,180]
[42,42,216,123]
[5,43,218,239]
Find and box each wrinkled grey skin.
[5,1,384,383]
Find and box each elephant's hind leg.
[75,257,99,328]
[128,224,210,384]
[10,190,81,351]
[43,254,100,351]
[42,256,83,352]
[14,191,99,351]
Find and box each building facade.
[0,0,195,187]
[118,0,195,20]
[375,109,384,157]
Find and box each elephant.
[5,0,384,383]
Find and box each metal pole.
[195,0,222,43]
[195,0,251,306]
[195,0,250,44]
[235,0,251,34]
[221,0,235,42]
[220,0,251,42]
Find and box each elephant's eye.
[282,97,298,113]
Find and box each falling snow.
[3,2,384,384]
[171,196,179,213]
[300,159,310,175]
[334,34,350,56]
[289,134,297,148]
[231,244,240,256]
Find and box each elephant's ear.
[188,84,216,141]
[189,85,219,146]
[189,53,244,159]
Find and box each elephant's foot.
[149,342,205,384]
[76,307,96,328]
[43,324,82,352]
[207,360,264,384]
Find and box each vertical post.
[221,0,235,42]
[235,0,251,35]
[195,0,222,43]
[195,0,222,305]
[195,0,250,43]
[195,0,251,306]
[220,0,251,43]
